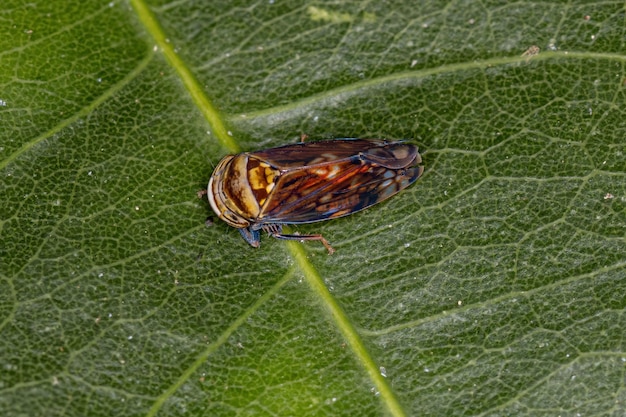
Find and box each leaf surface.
[1,1,625,416]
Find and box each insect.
[207,138,424,254]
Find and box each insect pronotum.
[207,138,424,254]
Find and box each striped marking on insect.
[207,138,424,254]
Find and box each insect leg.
[238,227,261,248]
[263,224,335,254]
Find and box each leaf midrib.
[128,1,408,416]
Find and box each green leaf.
[1,1,625,416]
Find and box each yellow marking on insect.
[327,164,341,178]
[313,167,328,176]
[312,163,342,179]
[319,193,333,203]
[230,155,260,217]
[310,153,341,165]
[247,160,279,206]
[264,166,277,192]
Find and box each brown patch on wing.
[258,151,422,224]
[250,139,394,169]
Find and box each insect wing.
[250,138,393,169]
[258,141,423,224]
